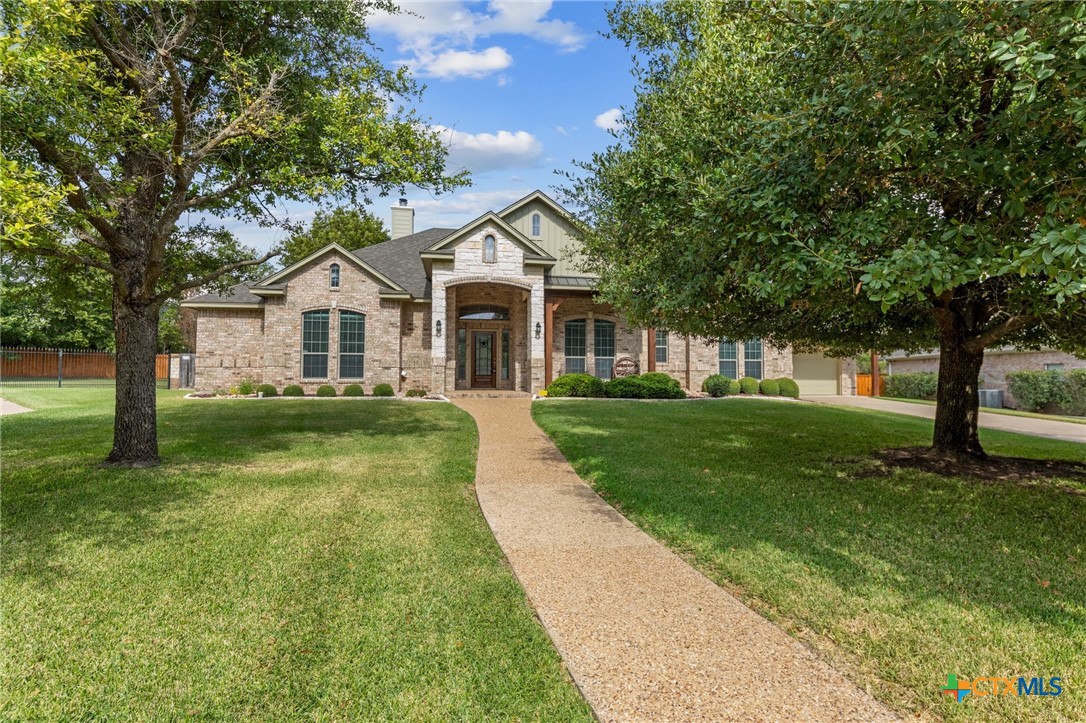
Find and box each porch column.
[430,281,447,393]
[529,281,545,392]
[544,300,556,387]
[647,327,656,372]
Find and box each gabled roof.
[353,227,455,299]
[182,282,265,309]
[424,211,554,259]
[497,189,578,225]
[256,242,406,291]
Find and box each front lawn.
[533,399,1085,722]
[2,389,591,721]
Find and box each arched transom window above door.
[459,305,510,321]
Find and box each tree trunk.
[106,293,162,467]
[932,317,986,459]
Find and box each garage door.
[792,353,839,395]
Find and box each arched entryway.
[445,281,532,391]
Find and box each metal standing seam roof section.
[544,275,599,290]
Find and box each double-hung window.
[564,320,586,374]
[301,310,329,379]
[719,340,738,379]
[744,339,764,379]
[339,311,365,378]
[594,320,615,379]
[655,330,668,364]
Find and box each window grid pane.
[594,320,615,379]
[302,310,329,379]
[564,320,586,374]
[744,339,763,379]
[719,341,738,379]
[655,330,668,363]
[339,311,365,378]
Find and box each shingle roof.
[353,228,454,299]
[185,282,264,305]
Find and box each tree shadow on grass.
[2,400,474,589]
[533,400,1086,634]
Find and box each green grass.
[2,388,591,721]
[881,396,1086,425]
[533,399,1085,722]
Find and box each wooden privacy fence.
[856,373,887,397]
[0,347,172,388]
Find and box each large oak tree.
[1,0,465,466]
[568,0,1086,458]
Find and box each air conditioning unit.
[978,389,1003,409]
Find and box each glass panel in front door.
[475,334,493,376]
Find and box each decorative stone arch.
[444,275,536,291]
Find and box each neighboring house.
[886,349,1086,408]
[181,191,853,395]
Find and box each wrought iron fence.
[0,347,173,388]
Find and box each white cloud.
[424,46,512,79]
[410,188,535,221]
[371,1,588,80]
[434,125,543,174]
[594,108,623,132]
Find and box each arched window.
[531,213,541,237]
[718,340,737,379]
[301,310,330,379]
[329,263,340,288]
[339,310,365,378]
[594,320,616,379]
[483,234,496,263]
[744,339,764,379]
[459,305,509,320]
[564,319,586,374]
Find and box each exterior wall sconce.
[535,322,542,339]
[435,320,442,336]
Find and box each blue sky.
[226,1,635,254]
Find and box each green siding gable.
[503,200,591,278]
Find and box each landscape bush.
[282,385,304,397]
[237,379,257,396]
[702,374,736,397]
[405,388,427,398]
[604,374,686,399]
[739,377,760,395]
[776,378,800,398]
[342,384,364,397]
[1064,370,1086,416]
[759,379,780,396]
[547,373,606,398]
[316,385,336,397]
[372,383,395,397]
[1007,370,1067,411]
[884,372,938,400]
[256,383,277,397]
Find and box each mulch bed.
[858,447,1086,491]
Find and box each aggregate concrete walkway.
[803,395,1085,444]
[454,397,897,722]
[0,398,32,416]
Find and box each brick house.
[182,191,852,395]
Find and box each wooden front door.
[471,331,496,388]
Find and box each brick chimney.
[391,197,414,239]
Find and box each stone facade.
[187,192,850,396]
[887,349,1086,408]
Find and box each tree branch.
[964,314,1040,353]
[189,68,286,165]
[23,244,122,277]
[154,248,279,304]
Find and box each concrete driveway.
[803,396,1085,444]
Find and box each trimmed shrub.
[739,376,759,395]
[373,383,395,397]
[884,372,938,400]
[702,374,735,398]
[604,375,686,399]
[1064,369,1086,416]
[342,384,365,397]
[1006,370,1066,411]
[728,378,741,395]
[759,379,780,396]
[547,373,606,398]
[283,385,304,397]
[405,388,427,398]
[604,376,645,398]
[316,385,336,397]
[237,379,256,395]
[256,383,277,397]
[776,378,800,398]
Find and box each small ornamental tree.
[568,0,1086,458]
[1,0,465,466]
